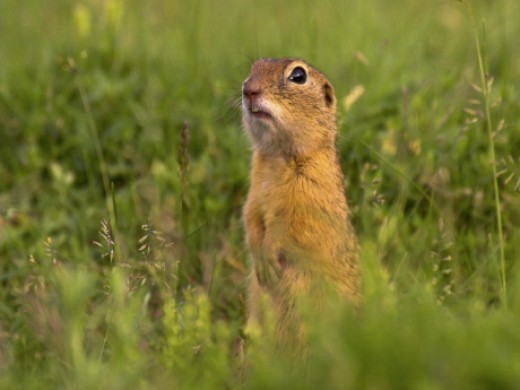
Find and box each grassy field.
[1,0,520,388]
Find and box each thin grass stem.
[68,57,120,262]
[462,1,507,308]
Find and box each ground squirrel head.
[242,58,337,158]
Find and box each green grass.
[1,0,520,388]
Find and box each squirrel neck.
[255,135,338,162]
[252,140,342,185]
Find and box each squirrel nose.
[243,79,261,99]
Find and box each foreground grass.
[1,0,520,388]
[4,258,520,389]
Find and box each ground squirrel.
[241,58,361,344]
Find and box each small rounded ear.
[322,82,335,108]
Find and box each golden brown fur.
[241,58,360,345]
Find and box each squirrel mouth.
[249,106,272,120]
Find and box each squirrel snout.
[243,80,264,114]
[243,80,262,100]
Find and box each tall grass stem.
[69,57,120,261]
[462,1,507,308]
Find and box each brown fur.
[241,58,360,345]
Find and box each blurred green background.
[1,0,520,388]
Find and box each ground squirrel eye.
[288,67,307,84]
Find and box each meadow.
[1,0,520,388]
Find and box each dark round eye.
[288,67,307,84]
